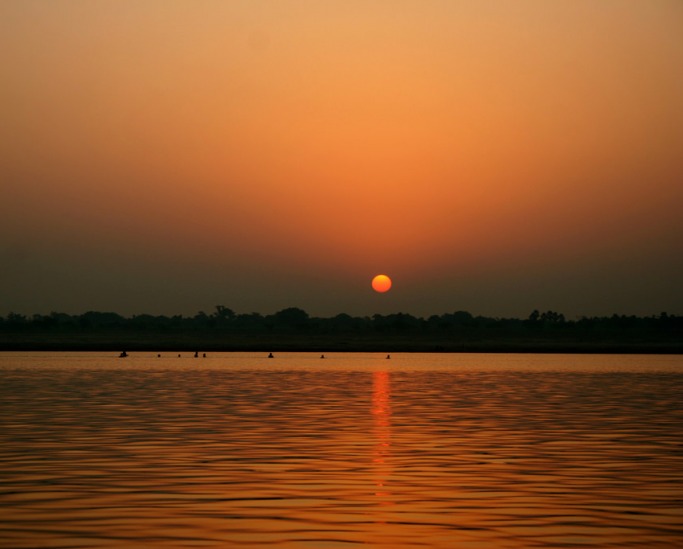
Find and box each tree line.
[2,306,680,340]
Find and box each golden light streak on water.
[372,370,392,499]
[0,352,682,547]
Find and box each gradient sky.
[2,1,682,319]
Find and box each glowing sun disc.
[372,274,392,293]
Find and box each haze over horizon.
[2,1,682,320]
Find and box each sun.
[371,274,392,293]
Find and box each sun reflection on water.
[372,370,392,503]
[1,353,682,547]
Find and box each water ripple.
[1,353,682,547]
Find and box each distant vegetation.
[1,307,681,353]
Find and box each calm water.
[1,352,682,548]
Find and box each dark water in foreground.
[1,353,682,548]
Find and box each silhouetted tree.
[540,311,565,323]
[274,307,309,329]
[214,305,236,321]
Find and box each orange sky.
[1,1,682,317]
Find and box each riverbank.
[1,331,680,354]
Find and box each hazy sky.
[2,1,682,319]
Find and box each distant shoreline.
[2,309,681,354]
[1,339,680,355]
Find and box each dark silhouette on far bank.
[1,307,681,354]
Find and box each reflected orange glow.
[372,369,392,502]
